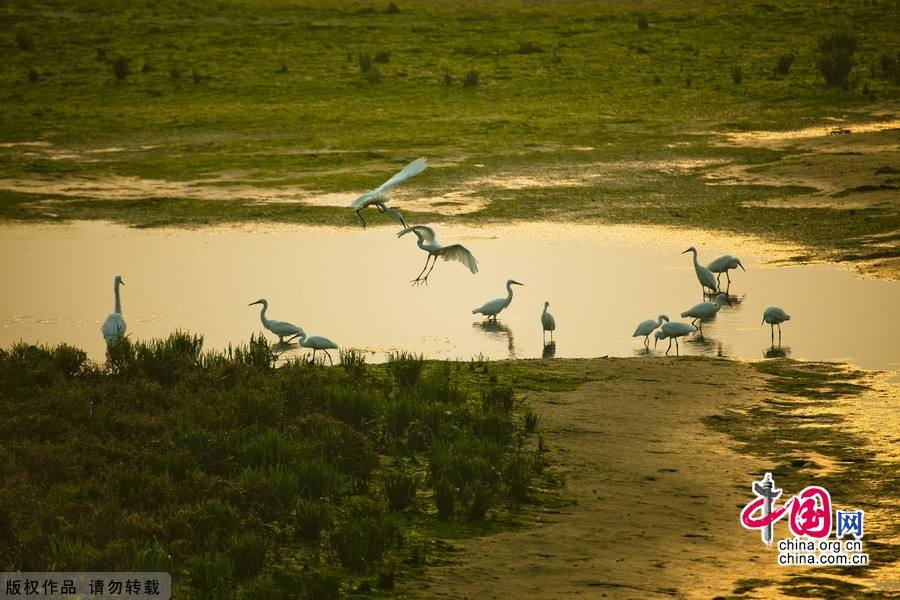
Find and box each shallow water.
[1,220,898,371]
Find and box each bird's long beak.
[513,281,524,286]
[654,337,659,348]
[725,298,732,307]
[738,261,746,271]
[120,280,125,286]
[681,249,690,254]
[248,301,259,306]
[760,318,765,325]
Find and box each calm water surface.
[1,220,898,372]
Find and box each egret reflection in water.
[764,345,791,359]
[474,320,516,358]
[542,341,557,359]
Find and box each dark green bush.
[637,13,649,30]
[229,532,267,580]
[330,501,401,571]
[433,479,455,517]
[187,552,234,598]
[15,30,33,50]
[112,57,129,81]
[387,351,424,388]
[295,499,331,540]
[731,64,743,84]
[776,53,795,75]
[462,69,479,88]
[818,31,857,87]
[383,471,416,511]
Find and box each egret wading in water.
[397,225,478,285]
[351,157,427,228]
[682,246,718,295]
[680,293,731,332]
[654,321,698,356]
[762,306,790,343]
[248,299,303,343]
[472,279,524,322]
[541,301,556,343]
[101,275,127,345]
[294,330,339,365]
[707,255,746,288]
[633,314,669,348]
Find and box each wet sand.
[403,358,900,599]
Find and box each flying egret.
[472,279,524,322]
[248,299,303,343]
[101,275,127,345]
[707,255,746,287]
[680,294,731,332]
[654,321,697,356]
[632,314,669,348]
[541,301,556,343]
[294,330,339,365]
[397,224,478,285]
[762,306,790,343]
[682,246,718,295]
[351,157,427,228]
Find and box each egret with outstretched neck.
[654,321,697,356]
[397,225,478,285]
[101,275,127,345]
[248,299,303,343]
[682,246,718,295]
[633,314,668,347]
[762,306,790,343]
[541,301,556,343]
[473,279,524,322]
[680,294,731,332]
[351,158,427,228]
[707,255,746,287]
[294,330,339,365]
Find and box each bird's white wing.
[384,206,407,226]
[397,225,436,243]
[373,157,427,194]
[351,191,385,209]
[439,244,478,274]
[102,313,126,342]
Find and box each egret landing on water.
[655,321,698,356]
[101,275,127,345]
[294,330,339,365]
[707,255,746,288]
[473,279,524,322]
[351,157,427,228]
[682,246,718,295]
[762,306,790,344]
[397,225,478,285]
[248,299,303,343]
[541,301,556,343]
[633,314,669,348]
[680,294,731,332]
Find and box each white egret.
[654,321,697,356]
[682,246,718,295]
[541,301,556,343]
[248,299,303,343]
[707,255,746,287]
[397,224,478,285]
[632,314,669,348]
[351,157,427,228]
[101,275,127,345]
[472,279,524,322]
[294,330,339,365]
[762,306,790,343]
[680,294,731,332]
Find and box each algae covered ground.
[1,0,899,274]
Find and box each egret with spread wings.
[397,224,478,285]
[351,157,427,228]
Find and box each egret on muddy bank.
[762,306,790,343]
[655,321,698,356]
[707,255,745,287]
[680,294,731,332]
[294,330,339,365]
[473,279,524,322]
[633,314,669,347]
[397,224,478,285]
[682,246,718,295]
[541,301,556,343]
[351,157,427,228]
[101,275,127,345]
[248,299,303,343]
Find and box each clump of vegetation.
[731,64,743,84]
[15,30,33,50]
[386,2,400,14]
[443,70,453,86]
[358,52,373,73]
[462,69,479,87]
[0,335,543,596]
[817,31,857,87]
[879,52,900,84]
[637,13,649,30]
[374,50,391,63]
[516,41,543,54]
[776,53,795,75]
[112,57,129,81]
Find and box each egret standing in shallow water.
[351,157,427,228]
[248,299,303,343]
[397,225,478,285]
[472,279,524,322]
[762,306,790,343]
[682,246,718,295]
[541,301,556,343]
[101,275,127,345]
[633,314,668,348]
[654,321,698,356]
[294,330,339,365]
[680,293,731,332]
[707,255,745,288]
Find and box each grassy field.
[0,334,570,598]
[1,0,899,269]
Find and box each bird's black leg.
[726,270,732,285]
[666,339,672,356]
[356,210,367,229]
[716,273,722,287]
[411,255,432,285]
[675,338,680,356]
[325,350,333,366]
[421,254,438,284]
